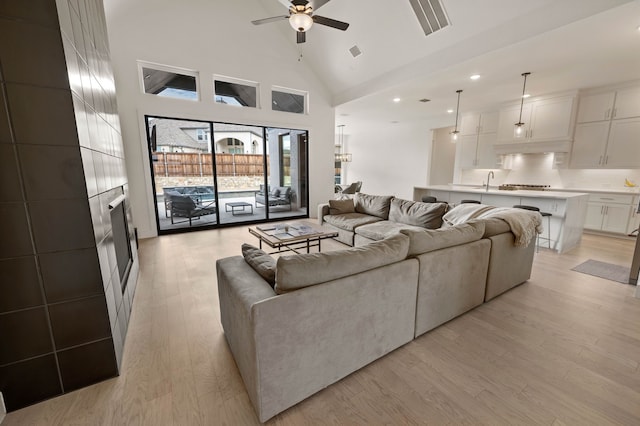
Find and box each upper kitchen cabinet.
[459,112,499,136]
[576,92,616,123]
[571,84,640,169]
[496,96,576,143]
[456,112,499,169]
[613,87,640,119]
[577,86,640,123]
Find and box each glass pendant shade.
[289,13,313,32]
[514,123,525,138]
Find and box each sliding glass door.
[145,116,308,234]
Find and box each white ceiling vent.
[349,45,362,58]
[408,0,450,36]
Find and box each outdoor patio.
[157,192,308,231]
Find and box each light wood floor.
[5,227,640,425]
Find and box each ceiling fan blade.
[297,31,306,44]
[312,15,349,31]
[252,15,289,25]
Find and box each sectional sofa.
[216,194,541,422]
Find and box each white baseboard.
[0,391,5,424]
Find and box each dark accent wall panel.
[0,0,137,412]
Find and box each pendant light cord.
[517,72,530,124]
[454,89,462,131]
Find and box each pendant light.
[335,125,352,162]
[450,89,462,142]
[514,72,531,139]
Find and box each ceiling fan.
[252,0,349,44]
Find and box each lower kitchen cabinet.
[583,193,634,234]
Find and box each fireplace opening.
[109,196,133,291]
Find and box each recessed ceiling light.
[522,94,531,98]
[470,74,481,80]
[393,97,401,103]
[447,109,454,114]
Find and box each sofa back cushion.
[354,193,393,219]
[328,199,356,215]
[274,233,410,294]
[388,198,448,229]
[400,221,485,256]
[242,244,276,287]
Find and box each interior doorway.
[429,127,456,185]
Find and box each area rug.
[571,259,631,284]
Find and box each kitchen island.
[414,185,589,254]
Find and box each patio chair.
[169,193,216,226]
[254,185,292,211]
[336,181,362,199]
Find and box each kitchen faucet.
[486,171,495,192]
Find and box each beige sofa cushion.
[481,217,511,237]
[323,212,382,232]
[355,220,425,241]
[328,199,355,215]
[388,198,448,229]
[354,193,393,219]
[400,221,485,256]
[241,243,276,286]
[274,233,410,294]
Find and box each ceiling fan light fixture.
[289,13,313,32]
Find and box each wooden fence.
[152,152,266,177]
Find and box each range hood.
[493,140,572,155]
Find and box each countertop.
[417,185,589,199]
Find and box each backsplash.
[460,153,640,190]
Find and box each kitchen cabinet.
[570,116,640,168]
[583,193,633,234]
[576,92,616,123]
[456,112,498,169]
[577,86,640,123]
[497,96,575,143]
[627,197,640,235]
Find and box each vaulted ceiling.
[256,0,640,129]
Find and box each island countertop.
[416,185,589,199]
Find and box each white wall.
[340,120,438,200]
[103,0,335,238]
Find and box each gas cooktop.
[498,184,551,191]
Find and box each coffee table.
[248,221,338,254]
[225,201,253,216]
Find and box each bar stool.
[513,205,552,251]
[460,200,481,204]
[421,195,437,203]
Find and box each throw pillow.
[241,243,276,287]
[270,188,281,197]
[354,193,394,219]
[388,198,449,229]
[328,199,356,215]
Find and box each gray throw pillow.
[241,243,276,287]
[388,198,449,229]
[354,193,394,219]
[328,199,356,215]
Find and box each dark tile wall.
[0,0,137,412]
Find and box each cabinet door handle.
[605,108,610,119]
[600,197,615,201]
[599,156,603,165]
[605,155,608,164]
[600,206,604,214]
[613,108,617,118]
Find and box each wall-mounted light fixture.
[514,72,531,138]
[450,89,462,142]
